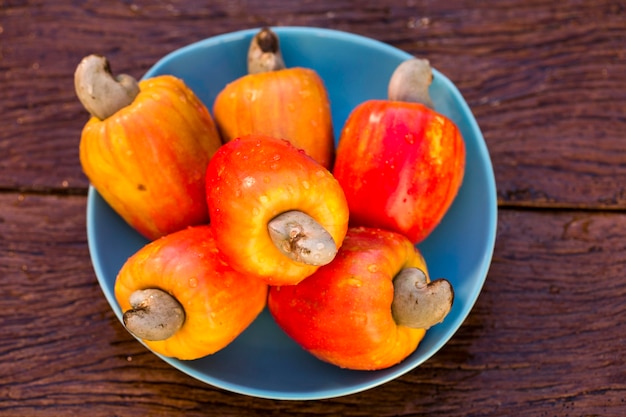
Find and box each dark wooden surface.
[1,1,625,415]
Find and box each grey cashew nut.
[74,54,140,120]
[391,267,454,329]
[123,288,185,341]
[388,58,435,110]
[247,27,286,74]
[267,210,338,266]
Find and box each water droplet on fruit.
[367,264,379,273]
[315,170,326,178]
[301,181,310,190]
[347,278,363,287]
[405,133,415,144]
[188,277,198,288]
[242,176,256,188]
[269,154,281,170]
[259,195,269,204]
[252,207,260,216]
[369,111,383,124]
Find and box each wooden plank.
[0,193,624,415]
[1,1,625,208]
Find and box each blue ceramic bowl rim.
[87,26,498,400]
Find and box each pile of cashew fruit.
[75,27,465,370]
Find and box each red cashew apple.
[205,134,349,286]
[114,225,268,360]
[74,55,222,240]
[268,226,454,370]
[333,58,465,243]
[213,27,335,169]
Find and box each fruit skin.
[205,134,349,286]
[80,75,222,240]
[268,226,429,370]
[213,68,335,169]
[333,100,465,243]
[114,225,268,360]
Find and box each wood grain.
[1,0,625,415]
[1,194,624,416]
[1,0,625,208]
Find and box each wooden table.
[2,1,625,415]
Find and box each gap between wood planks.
[497,199,626,213]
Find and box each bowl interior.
[87,26,497,400]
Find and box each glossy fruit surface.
[333,100,465,243]
[88,27,497,399]
[80,75,222,240]
[268,226,428,370]
[205,134,349,285]
[114,225,268,360]
[213,68,334,169]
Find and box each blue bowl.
[87,27,497,400]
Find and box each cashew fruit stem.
[123,288,185,341]
[391,267,454,329]
[267,210,337,266]
[247,27,286,74]
[388,58,435,109]
[74,54,140,120]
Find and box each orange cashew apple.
[268,226,454,370]
[213,27,335,169]
[114,225,268,360]
[75,54,222,240]
[333,58,465,243]
[205,134,349,286]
